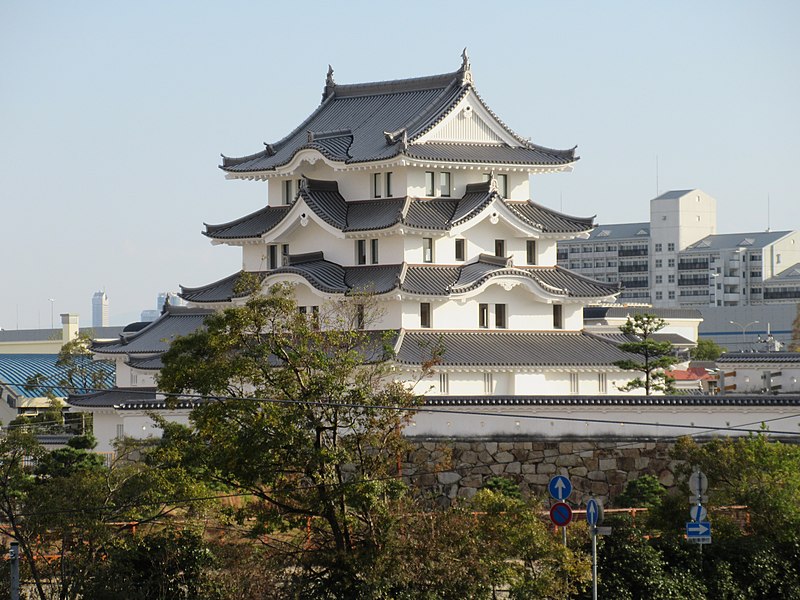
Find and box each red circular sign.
[549,502,573,526]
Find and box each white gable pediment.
[415,93,520,146]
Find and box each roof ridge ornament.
[488,170,499,194]
[322,64,336,101]
[460,48,473,86]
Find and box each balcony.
[764,289,800,300]
[618,264,648,273]
[678,276,709,287]
[677,261,709,271]
[620,279,649,289]
[618,247,648,257]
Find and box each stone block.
[506,461,521,474]
[455,442,472,451]
[522,442,533,450]
[537,463,557,474]
[543,448,559,458]
[460,475,483,488]
[635,457,649,470]
[458,486,477,499]
[558,442,573,454]
[529,451,544,461]
[556,454,581,467]
[591,481,609,495]
[618,457,636,472]
[608,470,627,485]
[498,442,514,451]
[478,451,493,464]
[422,442,437,451]
[490,464,507,475]
[438,472,461,485]
[460,450,478,464]
[571,467,588,477]
[588,470,606,482]
[485,442,498,455]
[524,473,551,485]
[599,458,617,471]
[495,451,515,463]
[521,464,537,474]
[658,469,675,487]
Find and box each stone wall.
[403,437,683,506]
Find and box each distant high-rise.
[92,291,109,327]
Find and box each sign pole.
[10,541,20,600]
[591,526,597,600]
[562,525,567,547]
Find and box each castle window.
[282,179,293,205]
[372,173,382,198]
[495,303,507,329]
[439,373,449,394]
[370,239,379,264]
[439,172,451,197]
[479,303,489,328]
[494,239,505,257]
[356,240,367,265]
[598,373,607,394]
[385,172,393,197]
[526,240,537,265]
[420,303,431,328]
[425,172,435,196]
[268,245,278,269]
[423,238,434,263]
[455,238,465,261]
[497,173,508,198]
[483,373,493,394]
[281,244,290,266]
[569,372,579,394]
[553,304,563,329]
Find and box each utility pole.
[10,541,20,600]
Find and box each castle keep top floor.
[219,53,578,206]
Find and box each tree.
[614,474,666,509]
[158,284,428,598]
[613,314,679,395]
[689,338,726,361]
[55,331,115,392]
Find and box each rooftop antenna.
[655,154,659,197]
[766,194,771,232]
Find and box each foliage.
[0,431,210,600]
[56,331,115,392]
[613,314,679,395]
[483,475,522,499]
[672,433,800,540]
[157,284,427,598]
[614,474,666,509]
[690,337,727,361]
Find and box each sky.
[1,1,798,328]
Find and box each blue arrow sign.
[686,521,711,537]
[548,475,572,501]
[586,498,602,526]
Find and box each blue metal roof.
[0,354,114,398]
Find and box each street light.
[730,320,759,347]
[48,298,55,329]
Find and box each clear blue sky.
[2,1,798,328]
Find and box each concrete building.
[92,291,109,327]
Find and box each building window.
[655,291,663,300]
[598,373,607,394]
[495,303,507,329]
[654,243,662,252]
[425,171,435,196]
[422,238,434,263]
[356,240,367,265]
[668,258,675,267]
[483,373,493,394]
[497,173,508,198]
[777,254,782,264]
[655,259,663,268]
[668,243,675,251]
[372,173,382,198]
[439,373,449,394]
[282,179,293,205]
[668,290,675,299]
[479,303,489,328]
[370,239,379,264]
[311,305,319,329]
[668,274,675,283]
[356,304,365,330]
[116,424,124,439]
[526,240,537,265]
[268,245,278,269]
[494,239,505,257]
[553,304,563,329]
[282,244,290,266]
[569,372,579,394]
[440,172,451,197]
[655,275,662,284]
[131,372,138,386]
[455,238,465,261]
[385,172,393,197]
[298,306,307,314]
[420,302,431,328]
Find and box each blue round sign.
[548,475,572,501]
[586,498,603,526]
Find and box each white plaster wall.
[243,244,269,271]
[88,410,192,453]
[406,404,800,439]
[727,364,800,394]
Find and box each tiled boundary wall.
[403,437,682,506]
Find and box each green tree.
[689,338,727,361]
[613,314,679,395]
[158,284,427,598]
[614,474,666,509]
[55,331,114,392]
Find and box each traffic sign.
[689,471,708,496]
[689,504,707,522]
[686,521,711,543]
[548,475,572,501]
[586,498,603,526]
[550,502,573,526]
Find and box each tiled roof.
[684,231,792,252]
[220,62,575,172]
[560,222,650,243]
[403,199,459,230]
[204,205,290,240]
[717,352,800,364]
[127,356,164,371]
[506,201,594,233]
[346,198,405,231]
[584,306,703,320]
[0,354,115,398]
[653,189,696,200]
[180,272,263,304]
[67,387,202,410]
[423,394,800,407]
[299,178,349,229]
[396,331,636,367]
[92,306,213,356]
[182,258,618,304]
